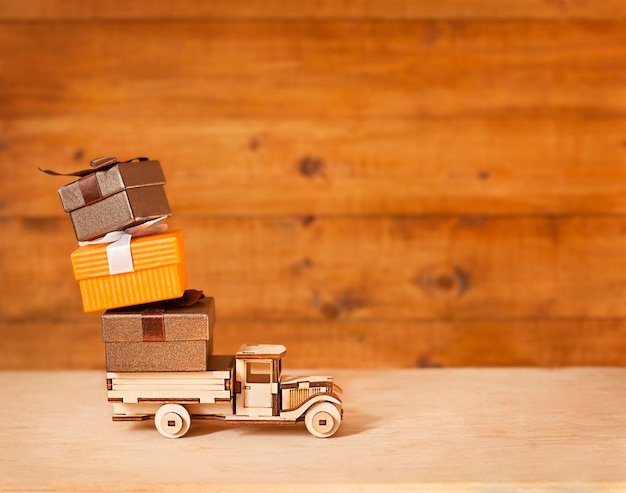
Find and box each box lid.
[102,296,215,342]
[58,159,165,213]
[68,185,171,242]
[70,229,184,281]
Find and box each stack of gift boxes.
[43,156,215,373]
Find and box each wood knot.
[416,356,443,368]
[314,289,369,320]
[301,216,316,227]
[248,136,262,151]
[320,303,340,320]
[290,257,313,276]
[299,156,326,178]
[477,170,491,180]
[73,148,86,161]
[416,265,471,299]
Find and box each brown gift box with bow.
[101,291,215,372]
[40,157,171,241]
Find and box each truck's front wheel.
[154,404,191,438]
[304,402,341,438]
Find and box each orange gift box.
[70,229,188,312]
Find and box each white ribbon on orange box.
[78,216,168,275]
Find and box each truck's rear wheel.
[154,404,191,438]
[304,402,341,438]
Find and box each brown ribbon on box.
[77,173,101,205]
[141,309,167,342]
[38,157,149,206]
[138,289,205,342]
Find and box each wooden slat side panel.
[217,320,626,368]
[0,319,104,370]
[2,0,626,20]
[2,319,625,369]
[2,216,625,322]
[2,22,626,118]
[5,117,626,217]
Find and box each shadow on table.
[117,406,378,439]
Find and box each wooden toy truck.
[107,344,343,438]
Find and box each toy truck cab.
[108,343,343,438]
[233,344,343,437]
[235,344,285,417]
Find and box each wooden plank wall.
[1,1,626,369]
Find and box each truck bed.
[107,355,235,419]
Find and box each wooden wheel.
[304,402,341,438]
[154,404,191,438]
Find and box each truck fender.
[280,393,342,421]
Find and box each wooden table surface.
[1,369,625,492]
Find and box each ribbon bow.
[38,156,149,177]
[114,289,206,312]
[79,216,168,275]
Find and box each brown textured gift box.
[101,297,215,372]
[57,159,171,241]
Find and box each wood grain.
[2,21,626,119]
[1,4,625,369]
[2,0,626,20]
[2,319,624,370]
[1,369,625,489]
[5,116,626,217]
[2,215,625,322]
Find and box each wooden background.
[1,1,626,369]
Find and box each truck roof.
[236,344,287,359]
